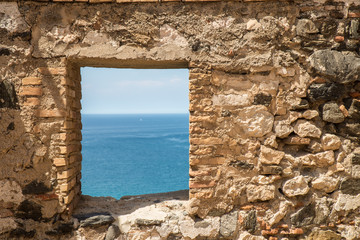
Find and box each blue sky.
[80,67,189,114]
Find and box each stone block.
[282,176,309,197]
[24,97,40,106]
[19,86,42,96]
[57,169,75,179]
[259,145,284,165]
[53,158,67,167]
[22,77,42,85]
[36,109,66,118]
[190,157,226,165]
[246,185,275,202]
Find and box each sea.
[81,114,189,199]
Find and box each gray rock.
[79,215,115,228]
[307,83,345,102]
[105,224,121,240]
[352,153,360,165]
[220,211,238,237]
[347,99,360,120]
[135,218,163,226]
[340,178,360,195]
[296,19,318,37]
[290,204,315,227]
[350,20,360,39]
[0,80,18,109]
[253,93,272,106]
[307,230,341,240]
[309,50,360,83]
[259,165,282,175]
[322,102,345,123]
[244,210,257,233]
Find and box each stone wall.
[1,0,360,239]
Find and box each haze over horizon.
[80,67,189,114]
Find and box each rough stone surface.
[294,120,322,138]
[303,110,319,119]
[79,215,115,228]
[283,176,310,197]
[259,145,284,165]
[105,225,121,240]
[322,102,345,123]
[291,204,315,227]
[307,83,345,102]
[296,19,318,37]
[310,50,360,83]
[246,184,275,202]
[306,230,341,240]
[312,176,339,193]
[234,106,274,138]
[220,211,238,237]
[321,134,341,150]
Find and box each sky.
[80,67,189,114]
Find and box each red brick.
[334,36,345,42]
[35,193,58,201]
[19,87,42,96]
[349,12,360,18]
[261,229,279,236]
[22,77,42,85]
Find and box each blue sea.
[81,114,189,199]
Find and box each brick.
[189,116,214,123]
[63,121,75,130]
[19,87,42,96]
[116,0,157,2]
[63,190,75,204]
[349,12,360,18]
[261,229,279,236]
[24,97,40,106]
[60,178,76,192]
[58,146,67,155]
[190,157,226,165]
[189,169,212,177]
[75,0,88,2]
[190,137,223,145]
[90,0,113,2]
[22,77,42,85]
[35,193,58,201]
[37,67,66,75]
[36,109,66,118]
[53,0,73,2]
[53,158,67,167]
[189,180,215,188]
[334,36,345,42]
[57,169,75,179]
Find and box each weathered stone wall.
[1,0,360,239]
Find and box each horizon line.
[81,112,189,115]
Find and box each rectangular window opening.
[80,67,189,199]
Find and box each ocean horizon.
[81,113,190,199]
